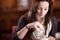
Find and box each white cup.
[55,32,60,39]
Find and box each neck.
[38,17,44,22]
[36,15,45,24]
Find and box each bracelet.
[26,25,29,29]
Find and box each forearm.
[17,26,29,39]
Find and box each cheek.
[44,10,48,15]
[37,10,41,14]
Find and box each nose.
[41,9,44,14]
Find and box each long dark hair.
[26,0,53,26]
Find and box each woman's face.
[37,1,49,18]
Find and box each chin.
[40,16,44,18]
[41,15,46,18]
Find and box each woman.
[14,0,58,40]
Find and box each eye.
[44,8,48,10]
[38,8,42,10]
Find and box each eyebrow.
[38,7,48,9]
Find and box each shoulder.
[18,14,28,27]
[51,16,58,33]
[18,14,27,22]
[51,16,58,26]
[49,16,58,37]
[52,16,57,22]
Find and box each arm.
[17,26,29,39]
[49,17,58,37]
[14,15,37,40]
[17,15,29,39]
[14,15,29,40]
[48,17,58,40]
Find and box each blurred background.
[0,0,60,40]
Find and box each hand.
[48,36,55,40]
[34,22,44,30]
[26,21,44,30]
[26,22,36,29]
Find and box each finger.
[36,23,44,29]
[51,37,55,40]
[48,36,55,40]
[35,22,41,29]
[35,22,41,27]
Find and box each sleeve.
[13,15,27,40]
[49,17,58,38]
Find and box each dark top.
[13,14,58,40]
